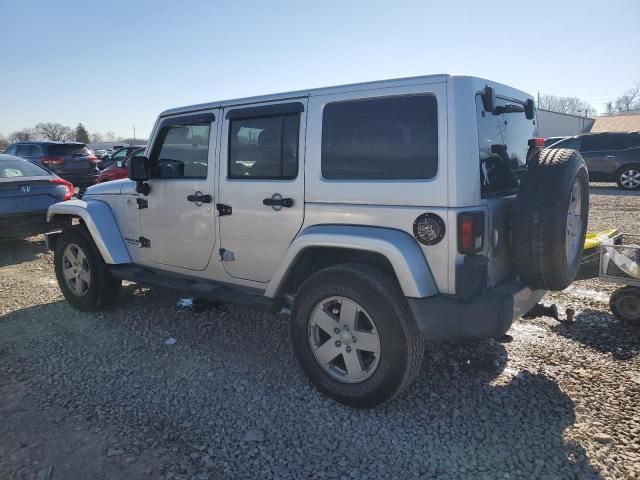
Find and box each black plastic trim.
[158,112,215,129]
[225,102,304,120]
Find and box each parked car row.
[546,131,640,190]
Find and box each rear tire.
[511,148,589,290]
[609,286,640,324]
[290,263,424,408]
[616,164,640,191]
[54,225,121,311]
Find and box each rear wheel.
[616,165,640,190]
[290,263,424,408]
[54,226,121,311]
[609,286,640,324]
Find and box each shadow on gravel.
[552,308,640,360]
[0,237,46,268]
[588,184,636,197]
[0,293,604,479]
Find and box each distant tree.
[538,94,596,117]
[74,123,90,143]
[104,131,116,141]
[614,82,640,112]
[8,128,35,142]
[0,133,9,151]
[90,132,104,143]
[603,101,616,116]
[36,122,72,141]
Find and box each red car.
[97,147,144,183]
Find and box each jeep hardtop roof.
[159,74,532,118]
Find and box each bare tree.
[8,128,35,142]
[603,101,616,116]
[538,94,596,116]
[36,122,72,141]
[105,131,116,141]
[0,133,9,151]
[615,83,640,112]
[90,132,104,143]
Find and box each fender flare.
[265,225,438,299]
[47,199,131,264]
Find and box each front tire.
[54,225,122,311]
[290,263,424,408]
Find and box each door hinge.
[216,203,232,216]
[139,236,151,248]
[219,248,235,261]
[136,198,148,209]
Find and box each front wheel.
[54,226,122,311]
[616,165,640,190]
[290,263,424,408]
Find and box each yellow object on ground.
[584,229,619,250]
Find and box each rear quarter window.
[321,95,438,180]
[47,144,90,156]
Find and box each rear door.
[579,135,623,175]
[218,100,307,283]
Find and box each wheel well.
[278,247,396,299]
[617,163,640,173]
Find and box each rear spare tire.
[511,148,589,291]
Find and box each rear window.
[46,144,90,156]
[476,95,536,197]
[321,95,438,180]
[0,158,49,178]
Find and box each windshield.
[0,158,50,178]
[47,144,90,156]
[476,95,536,197]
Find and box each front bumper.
[408,278,545,340]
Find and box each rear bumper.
[0,211,68,239]
[58,173,99,186]
[408,278,545,340]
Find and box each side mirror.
[128,155,149,181]
[481,85,496,113]
[128,155,151,195]
[524,98,535,120]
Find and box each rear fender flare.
[265,225,438,299]
[47,199,131,264]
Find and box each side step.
[109,265,278,313]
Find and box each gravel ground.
[1,183,639,480]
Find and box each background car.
[547,132,640,190]
[93,149,111,160]
[97,147,144,183]
[544,136,567,148]
[0,154,73,239]
[4,141,101,187]
[99,145,145,169]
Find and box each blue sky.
[1,0,638,139]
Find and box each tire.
[616,164,640,191]
[290,263,424,408]
[511,148,589,291]
[54,225,122,311]
[609,286,640,324]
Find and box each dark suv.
[4,141,100,187]
[548,132,640,190]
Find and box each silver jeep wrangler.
[47,74,589,407]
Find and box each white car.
[46,74,589,407]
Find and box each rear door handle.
[263,196,293,208]
[187,192,212,204]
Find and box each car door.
[218,100,307,283]
[138,110,219,271]
[580,134,621,175]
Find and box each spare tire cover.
[511,148,589,291]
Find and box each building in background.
[590,114,640,133]
[537,109,594,138]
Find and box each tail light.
[528,137,545,148]
[87,155,100,164]
[50,178,74,201]
[42,155,65,166]
[458,211,485,254]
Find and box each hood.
[84,179,129,195]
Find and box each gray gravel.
[1,183,639,480]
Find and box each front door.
[138,111,219,271]
[218,100,307,282]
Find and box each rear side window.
[228,114,299,179]
[321,95,438,180]
[580,134,625,152]
[47,144,90,156]
[16,144,36,156]
[0,158,49,178]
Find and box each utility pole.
[133,125,136,141]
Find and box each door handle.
[187,192,212,204]
[263,196,294,208]
[605,155,616,158]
